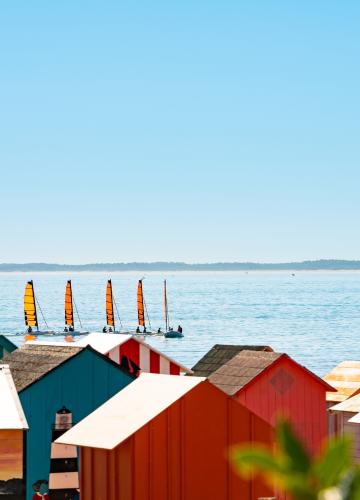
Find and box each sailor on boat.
[102,326,107,333]
[163,280,184,338]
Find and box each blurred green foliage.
[231,421,360,500]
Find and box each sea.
[2,271,360,377]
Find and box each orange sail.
[24,281,38,328]
[137,280,145,327]
[106,280,115,328]
[65,280,74,326]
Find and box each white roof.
[56,373,205,449]
[0,365,28,430]
[330,393,360,414]
[27,332,192,373]
[349,412,360,424]
[76,332,132,353]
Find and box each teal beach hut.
[0,334,17,359]
[1,343,134,500]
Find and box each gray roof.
[191,344,273,377]
[209,350,282,396]
[1,344,84,392]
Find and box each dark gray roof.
[1,344,84,392]
[191,344,273,377]
[208,350,282,396]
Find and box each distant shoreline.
[1,260,360,272]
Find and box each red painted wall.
[108,339,182,375]
[120,339,140,367]
[79,381,275,500]
[236,356,328,455]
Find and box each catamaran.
[103,279,125,333]
[163,280,184,338]
[63,280,88,335]
[24,281,54,336]
[136,279,155,335]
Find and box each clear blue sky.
[1,1,359,263]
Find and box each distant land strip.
[1,260,360,271]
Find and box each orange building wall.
[79,381,274,500]
[236,356,328,455]
[0,430,23,481]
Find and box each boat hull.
[164,331,184,338]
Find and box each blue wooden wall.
[19,348,133,500]
[0,335,17,359]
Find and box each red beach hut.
[208,350,336,454]
[57,373,275,500]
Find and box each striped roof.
[323,361,360,403]
[0,365,28,429]
[56,373,205,449]
[27,332,192,373]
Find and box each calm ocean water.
[1,271,360,376]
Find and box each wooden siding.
[0,429,24,479]
[19,349,133,500]
[79,381,275,500]
[333,411,360,463]
[236,356,327,455]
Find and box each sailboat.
[163,280,184,338]
[103,279,124,333]
[24,281,54,336]
[63,280,88,335]
[136,279,153,335]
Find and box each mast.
[32,281,39,332]
[106,279,115,330]
[164,280,169,332]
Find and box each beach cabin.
[1,344,134,500]
[208,350,335,454]
[323,361,360,436]
[28,332,191,376]
[56,373,275,500]
[0,335,17,359]
[329,395,360,462]
[191,343,274,377]
[0,365,28,500]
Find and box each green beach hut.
[0,334,17,359]
[1,343,134,500]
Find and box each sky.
[0,1,359,264]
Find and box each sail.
[106,280,115,327]
[137,280,145,327]
[24,281,38,327]
[65,280,74,326]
